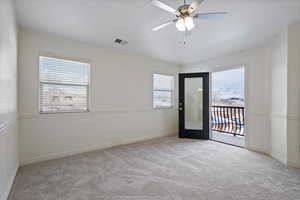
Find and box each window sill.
[153,106,174,110]
[39,110,90,115]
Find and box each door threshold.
[210,139,245,148]
[210,131,245,148]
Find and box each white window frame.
[38,55,90,114]
[152,73,174,109]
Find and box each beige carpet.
[12,137,300,200]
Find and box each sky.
[212,67,245,99]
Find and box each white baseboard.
[21,133,176,166]
[287,160,300,169]
[21,143,112,166]
[0,166,18,200]
[247,146,270,156]
[270,153,287,165]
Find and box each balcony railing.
[212,106,245,136]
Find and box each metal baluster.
[212,107,215,130]
[227,107,230,133]
[230,107,235,136]
[236,108,240,134]
[221,107,226,131]
[219,107,222,131]
[214,107,217,131]
[225,107,228,132]
[229,107,233,134]
[234,107,237,134]
[239,107,242,135]
[216,107,220,131]
[242,108,245,135]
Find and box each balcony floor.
[211,131,245,147]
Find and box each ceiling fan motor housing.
[178,4,191,17]
[150,0,228,32]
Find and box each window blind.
[153,74,174,108]
[39,56,90,113]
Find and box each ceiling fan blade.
[193,12,228,20]
[152,19,177,31]
[188,0,205,14]
[150,0,180,15]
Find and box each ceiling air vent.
[114,38,128,46]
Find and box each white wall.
[18,28,180,165]
[182,47,271,154]
[0,0,19,199]
[269,31,288,164]
[287,23,300,167]
[182,25,300,168]
[267,23,300,168]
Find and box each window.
[39,56,90,113]
[153,74,174,108]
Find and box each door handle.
[179,102,183,111]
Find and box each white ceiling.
[15,0,300,65]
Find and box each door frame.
[179,73,210,139]
[209,65,248,146]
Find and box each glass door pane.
[184,77,203,130]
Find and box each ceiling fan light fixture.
[151,0,228,32]
[185,16,195,30]
[176,18,186,31]
[176,16,195,31]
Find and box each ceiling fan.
[151,0,228,32]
